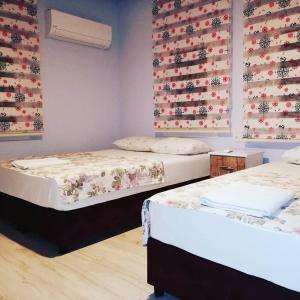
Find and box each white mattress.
[149,162,300,293]
[0,149,209,211]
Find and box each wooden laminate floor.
[0,223,176,300]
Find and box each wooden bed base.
[0,178,206,255]
[147,238,300,300]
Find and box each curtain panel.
[0,0,43,137]
[152,0,232,132]
[242,0,300,140]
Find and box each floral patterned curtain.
[242,0,300,140]
[152,0,232,132]
[0,0,43,136]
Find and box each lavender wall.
[118,0,300,161]
[118,0,154,136]
[0,0,120,159]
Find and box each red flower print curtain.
[0,0,43,136]
[242,0,300,140]
[152,0,232,132]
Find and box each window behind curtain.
[242,0,300,140]
[0,0,43,137]
[152,0,232,132]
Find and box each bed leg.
[154,287,164,297]
[58,245,69,255]
[15,223,28,234]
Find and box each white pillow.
[150,137,211,155]
[113,136,158,152]
[282,146,300,164]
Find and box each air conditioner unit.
[46,9,112,49]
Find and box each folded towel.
[12,157,71,170]
[200,182,294,218]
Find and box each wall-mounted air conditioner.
[46,9,112,49]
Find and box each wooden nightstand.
[210,150,263,177]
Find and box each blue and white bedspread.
[142,161,300,245]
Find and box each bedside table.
[210,150,263,177]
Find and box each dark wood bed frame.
[147,238,300,300]
[0,177,207,255]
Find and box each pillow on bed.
[150,137,211,155]
[282,146,300,164]
[113,136,158,152]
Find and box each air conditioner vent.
[46,9,112,49]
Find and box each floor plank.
[0,224,177,300]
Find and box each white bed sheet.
[0,149,209,211]
[149,161,300,292]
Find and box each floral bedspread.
[142,161,300,245]
[1,151,165,203]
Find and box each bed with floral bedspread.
[143,161,300,244]
[1,151,165,204]
[143,161,300,299]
